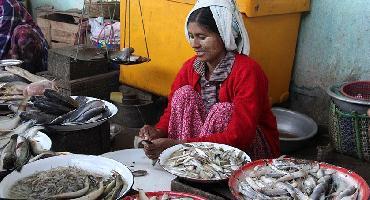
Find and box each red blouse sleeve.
[186,57,270,152]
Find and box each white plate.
[102,149,176,192]
[159,142,251,183]
[0,154,134,199]
[46,96,118,131]
[30,131,52,151]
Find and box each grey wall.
[290,0,370,126]
[30,0,83,14]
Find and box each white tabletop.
[101,148,176,192]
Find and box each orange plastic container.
[120,0,310,104]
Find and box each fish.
[49,109,76,124]
[5,66,47,83]
[1,134,18,170]
[33,99,73,115]
[237,158,359,200]
[0,81,28,95]
[75,96,89,105]
[43,89,79,109]
[71,180,104,200]
[20,110,57,125]
[163,143,247,180]
[0,95,24,102]
[104,173,125,200]
[14,135,31,171]
[63,100,105,123]
[12,120,36,137]
[74,106,106,123]
[49,177,90,199]
[102,176,116,198]
[0,71,29,83]
[0,114,21,133]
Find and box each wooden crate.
[37,13,81,48]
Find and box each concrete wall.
[290,0,370,126]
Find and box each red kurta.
[156,54,280,157]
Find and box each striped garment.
[193,51,236,111]
[0,0,48,72]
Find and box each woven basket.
[341,81,370,101]
[84,1,120,20]
[329,101,370,161]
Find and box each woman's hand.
[138,125,165,140]
[143,138,183,160]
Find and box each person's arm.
[186,58,268,151]
[0,2,15,58]
[155,58,195,135]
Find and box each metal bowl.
[272,107,318,153]
[327,83,370,114]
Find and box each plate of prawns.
[229,157,370,200]
[0,154,134,200]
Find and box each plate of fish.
[122,190,207,200]
[159,142,251,183]
[0,154,134,200]
[229,157,370,200]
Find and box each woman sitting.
[139,0,280,160]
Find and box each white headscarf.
[185,0,250,55]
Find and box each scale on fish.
[135,106,158,166]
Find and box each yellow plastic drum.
[120,0,310,104]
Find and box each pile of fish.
[0,66,50,104]
[20,89,111,125]
[237,158,359,200]
[0,122,51,171]
[8,166,126,200]
[163,143,248,180]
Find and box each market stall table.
[101,148,176,192]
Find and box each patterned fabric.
[168,85,273,159]
[193,51,235,111]
[0,0,48,72]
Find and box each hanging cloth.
[184,0,250,55]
